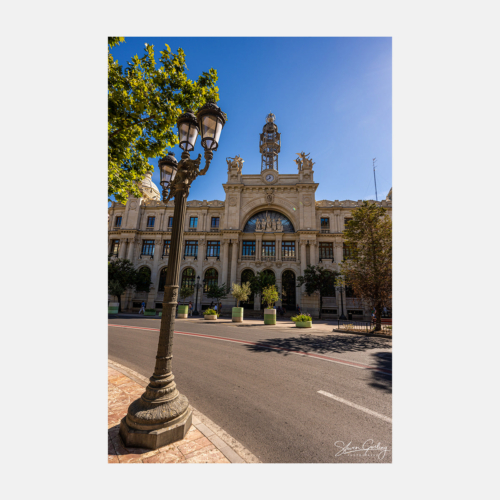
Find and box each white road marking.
[318,390,392,424]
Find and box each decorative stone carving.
[265,187,274,204]
[226,155,244,175]
[129,201,138,211]
[303,195,312,207]
[229,196,237,206]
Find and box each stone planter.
[264,308,277,325]
[108,302,119,314]
[204,315,217,321]
[295,321,312,328]
[178,305,188,319]
[232,307,244,322]
[144,310,156,316]
[158,312,162,317]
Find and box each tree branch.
[110,115,156,138]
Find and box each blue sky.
[110,37,391,203]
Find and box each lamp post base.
[120,406,192,450]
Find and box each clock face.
[265,174,274,182]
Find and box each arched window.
[136,266,151,293]
[181,268,195,291]
[281,270,296,309]
[243,210,295,233]
[158,267,168,293]
[204,268,218,292]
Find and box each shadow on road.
[368,352,392,393]
[244,333,392,356]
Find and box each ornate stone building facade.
[108,113,392,319]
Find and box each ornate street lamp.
[336,277,347,321]
[193,275,203,316]
[120,102,226,449]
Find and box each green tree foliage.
[261,285,279,309]
[339,201,392,331]
[230,282,252,307]
[108,37,220,204]
[296,265,338,319]
[248,271,276,296]
[108,258,152,311]
[179,285,194,301]
[206,283,228,304]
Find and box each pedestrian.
[218,302,222,315]
[188,301,193,317]
[138,301,145,314]
[214,303,218,314]
[296,304,301,315]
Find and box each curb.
[108,359,260,464]
[332,329,392,339]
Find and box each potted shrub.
[203,308,218,321]
[262,285,279,325]
[144,308,157,316]
[108,301,119,314]
[230,282,251,323]
[291,313,312,328]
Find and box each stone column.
[276,234,282,261]
[310,241,317,266]
[198,238,206,261]
[118,239,127,259]
[255,235,263,261]
[300,240,307,276]
[334,241,343,264]
[221,239,229,285]
[127,238,136,261]
[230,239,239,287]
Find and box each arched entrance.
[158,267,168,293]
[240,269,255,310]
[281,270,296,311]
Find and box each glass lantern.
[196,102,226,151]
[177,110,199,151]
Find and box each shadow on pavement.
[368,352,392,393]
[244,333,392,356]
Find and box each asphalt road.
[108,317,392,463]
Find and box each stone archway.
[281,270,296,311]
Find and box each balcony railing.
[210,227,220,232]
[166,227,172,232]
[282,256,296,261]
[320,228,330,234]
[261,255,276,262]
[140,253,154,259]
[183,254,198,260]
[188,228,198,232]
[241,255,255,261]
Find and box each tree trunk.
[375,303,382,331]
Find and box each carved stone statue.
[226,155,244,173]
[256,218,262,230]
[265,213,271,230]
[296,151,315,170]
[276,219,282,231]
[272,219,277,231]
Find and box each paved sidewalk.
[110,313,390,336]
[108,360,260,464]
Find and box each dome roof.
[140,172,161,201]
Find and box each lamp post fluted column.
[120,102,226,450]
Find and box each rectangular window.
[189,217,198,228]
[163,240,171,256]
[184,240,198,257]
[242,241,256,256]
[141,240,155,256]
[344,217,353,229]
[319,242,334,259]
[168,217,173,227]
[206,241,220,257]
[211,217,220,228]
[147,216,155,228]
[262,241,275,257]
[111,240,120,255]
[282,241,295,257]
[343,242,354,260]
[321,217,329,228]
[115,216,122,227]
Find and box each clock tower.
[260,112,280,172]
